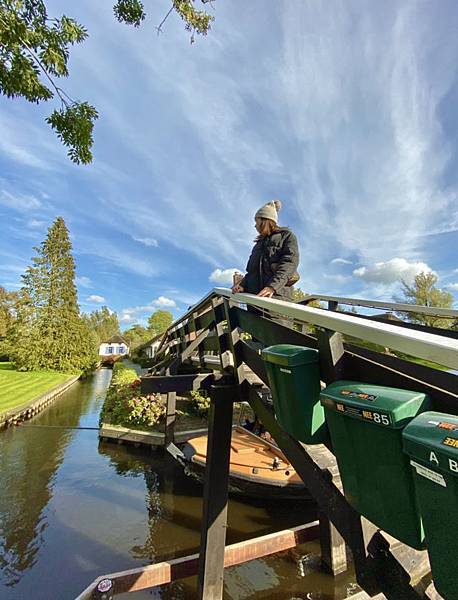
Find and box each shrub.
[189,389,211,418]
[100,366,165,429]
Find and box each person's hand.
[232,284,244,294]
[257,286,275,297]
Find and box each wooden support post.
[197,384,235,600]
[164,359,180,447]
[212,298,232,372]
[240,381,378,595]
[315,328,348,573]
[318,471,347,575]
[319,510,347,575]
[316,328,345,384]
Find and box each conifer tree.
[12,217,97,372]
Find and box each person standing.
[231,200,300,300]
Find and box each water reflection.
[0,368,355,600]
[0,370,110,595]
[0,384,86,586]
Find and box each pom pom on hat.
[255,199,282,224]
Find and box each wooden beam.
[75,522,319,599]
[141,373,215,394]
[232,306,317,349]
[316,328,345,384]
[240,381,378,595]
[197,384,235,600]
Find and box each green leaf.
[46,102,98,165]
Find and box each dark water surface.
[0,369,358,600]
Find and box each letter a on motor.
[429,451,439,465]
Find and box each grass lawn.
[0,362,75,414]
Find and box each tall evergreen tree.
[12,217,97,372]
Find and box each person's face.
[255,217,262,233]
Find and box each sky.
[1,0,458,328]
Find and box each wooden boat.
[173,425,311,500]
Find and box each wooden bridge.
[78,289,457,600]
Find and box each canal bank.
[0,368,358,600]
[0,372,80,429]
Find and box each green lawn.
[0,362,75,414]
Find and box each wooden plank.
[141,373,214,394]
[100,424,209,446]
[316,328,345,384]
[74,521,319,599]
[232,306,317,348]
[343,349,458,413]
[197,384,235,600]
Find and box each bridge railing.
[141,287,457,600]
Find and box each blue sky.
[1,0,458,327]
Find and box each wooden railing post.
[164,358,180,446]
[197,383,235,600]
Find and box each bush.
[189,389,211,418]
[100,366,166,429]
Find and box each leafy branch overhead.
[0,0,214,164]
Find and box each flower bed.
[100,363,166,430]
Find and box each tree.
[291,287,322,308]
[0,0,213,163]
[123,323,150,348]
[0,286,18,337]
[0,286,19,358]
[11,217,97,371]
[395,272,454,329]
[148,309,173,336]
[82,306,120,345]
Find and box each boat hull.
[180,426,311,501]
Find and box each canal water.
[0,369,358,600]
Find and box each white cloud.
[77,236,161,277]
[133,236,159,247]
[323,274,351,284]
[119,313,133,323]
[330,258,352,266]
[120,296,177,319]
[353,258,434,285]
[0,190,42,212]
[26,219,46,228]
[209,268,241,286]
[87,295,106,303]
[152,296,176,308]
[446,283,458,292]
[76,276,92,288]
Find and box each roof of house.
[136,332,164,351]
[103,335,129,345]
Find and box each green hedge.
[100,364,166,430]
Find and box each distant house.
[99,335,130,357]
[137,333,164,360]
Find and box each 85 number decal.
[372,412,390,426]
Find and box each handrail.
[301,294,458,319]
[220,289,457,370]
[164,288,458,370]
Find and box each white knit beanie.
[255,200,282,224]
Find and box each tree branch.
[156,5,174,35]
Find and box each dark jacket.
[241,228,299,299]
